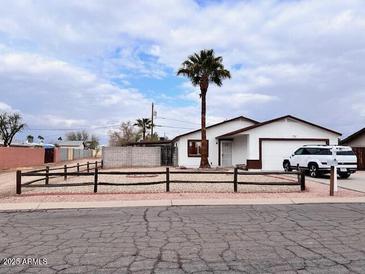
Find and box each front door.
[221,141,232,167]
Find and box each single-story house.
[172,115,341,170]
[341,128,365,170]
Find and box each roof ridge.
[217,114,341,138]
[172,115,258,141]
[341,127,365,144]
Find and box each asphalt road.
[310,171,365,193]
[1,204,365,273]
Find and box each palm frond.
[177,49,231,89]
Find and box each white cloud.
[0,0,365,139]
[0,102,14,112]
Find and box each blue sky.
[0,0,364,144]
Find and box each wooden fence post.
[16,170,22,195]
[95,161,98,169]
[166,167,170,192]
[330,166,335,196]
[300,170,305,191]
[101,160,104,169]
[233,167,238,193]
[87,161,90,173]
[77,163,80,176]
[45,166,49,185]
[94,166,98,193]
[64,164,67,180]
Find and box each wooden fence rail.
[16,160,103,194]
[16,164,305,195]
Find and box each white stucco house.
[172,115,341,170]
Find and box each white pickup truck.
[283,145,357,179]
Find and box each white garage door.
[261,140,327,170]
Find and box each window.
[294,148,304,155]
[298,148,331,155]
[188,140,209,157]
[306,148,321,155]
[319,148,332,155]
[336,150,355,155]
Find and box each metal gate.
[352,147,365,170]
[161,146,177,166]
[44,148,54,163]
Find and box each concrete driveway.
[310,170,365,193]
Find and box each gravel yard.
[18,166,302,194]
[1,166,363,203]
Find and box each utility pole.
[151,102,154,137]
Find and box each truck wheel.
[283,160,291,172]
[308,163,318,178]
[339,172,350,179]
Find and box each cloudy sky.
[0,0,364,144]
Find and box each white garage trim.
[257,138,330,170]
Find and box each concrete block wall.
[102,146,161,168]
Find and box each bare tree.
[0,112,26,146]
[109,121,141,146]
[84,135,99,149]
[66,130,89,142]
[65,130,99,149]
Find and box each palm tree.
[134,118,152,141]
[26,135,34,143]
[177,49,231,168]
[37,135,44,143]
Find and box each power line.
[157,116,201,125]
[25,123,196,133]
[26,124,121,131]
[155,124,196,130]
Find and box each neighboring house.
[341,128,365,170]
[57,141,85,149]
[0,139,46,148]
[172,115,341,170]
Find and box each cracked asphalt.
[0,204,364,273]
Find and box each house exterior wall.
[343,134,365,147]
[0,147,45,169]
[175,119,255,168]
[244,118,340,161]
[231,135,249,165]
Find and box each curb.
[0,197,365,211]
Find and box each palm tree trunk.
[142,129,146,140]
[200,91,210,168]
